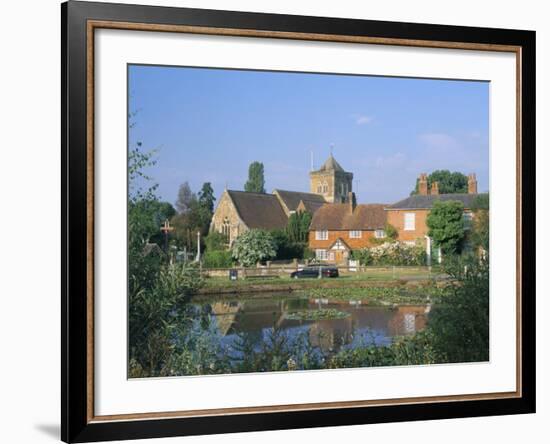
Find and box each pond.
[192,291,429,357]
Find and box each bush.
[204,231,228,252]
[271,229,306,260]
[352,242,426,266]
[202,250,233,268]
[427,254,489,363]
[231,229,277,267]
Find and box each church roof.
[226,190,288,230]
[387,193,484,210]
[310,203,387,230]
[297,199,325,214]
[273,189,325,213]
[315,154,346,173]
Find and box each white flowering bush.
[352,241,426,266]
[231,229,277,267]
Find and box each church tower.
[309,154,353,203]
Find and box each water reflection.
[195,292,428,355]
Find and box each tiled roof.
[273,189,326,213]
[387,193,485,210]
[227,190,288,230]
[309,203,387,230]
[298,199,325,214]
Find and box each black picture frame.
[62,1,536,442]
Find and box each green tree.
[470,193,489,252]
[231,229,277,266]
[427,254,489,363]
[286,211,312,243]
[175,181,195,213]
[244,161,266,193]
[198,182,216,214]
[412,170,468,195]
[128,142,163,295]
[426,200,466,255]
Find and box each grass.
[201,267,444,292]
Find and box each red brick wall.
[386,209,430,242]
[308,229,378,250]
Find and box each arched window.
[322,181,328,193]
[221,217,230,241]
[317,182,323,193]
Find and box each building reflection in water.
[200,293,429,354]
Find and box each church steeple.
[309,152,353,203]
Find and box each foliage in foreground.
[427,254,489,363]
[130,253,489,377]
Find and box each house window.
[349,230,362,238]
[317,182,323,193]
[315,230,328,240]
[316,249,328,260]
[322,182,328,194]
[463,212,473,229]
[375,229,386,238]
[404,213,416,231]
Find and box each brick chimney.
[418,173,428,195]
[430,181,439,195]
[468,173,478,194]
[348,191,356,214]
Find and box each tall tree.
[175,181,195,213]
[198,182,216,214]
[412,170,468,195]
[426,200,466,255]
[244,161,266,193]
[286,211,312,243]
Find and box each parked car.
[290,265,339,279]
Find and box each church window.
[317,182,323,193]
[322,182,328,193]
[221,217,231,240]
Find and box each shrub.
[352,242,426,266]
[427,254,489,363]
[204,231,228,252]
[202,250,233,268]
[231,229,277,267]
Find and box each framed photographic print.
[61,1,536,442]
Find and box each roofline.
[217,190,248,229]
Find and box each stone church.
[210,154,352,245]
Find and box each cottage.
[308,192,387,263]
[385,173,482,245]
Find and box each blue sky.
[129,64,489,206]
